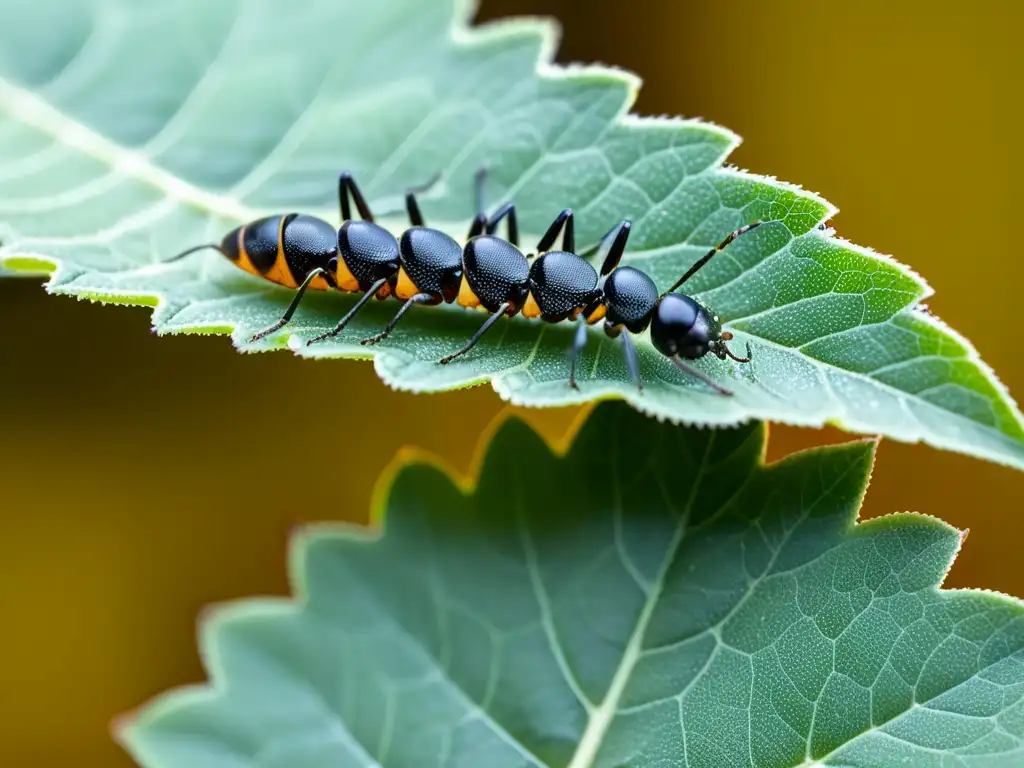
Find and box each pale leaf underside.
[120,402,1024,767]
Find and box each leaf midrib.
[564,431,717,768]
[0,76,256,224]
[343,557,549,768]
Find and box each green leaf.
[118,401,1024,767]
[0,0,1021,470]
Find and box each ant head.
[650,293,723,360]
[651,294,752,363]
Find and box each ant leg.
[486,203,519,247]
[439,302,509,364]
[468,167,518,246]
[466,213,488,240]
[536,208,575,253]
[620,331,644,393]
[670,356,733,396]
[465,165,491,239]
[579,224,615,258]
[249,268,328,343]
[579,221,632,276]
[307,276,390,344]
[567,315,589,389]
[663,221,763,296]
[408,171,441,196]
[402,171,443,228]
[406,191,424,227]
[361,292,436,345]
[338,172,375,223]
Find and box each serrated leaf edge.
[2,2,1022,473]
[112,402,1024,768]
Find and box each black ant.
[165,170,758,395]
[517,214,758,395]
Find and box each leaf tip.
[855,510,967,590]
[720,164,839,224]
[109,704,141,747]
[827,231,934,299]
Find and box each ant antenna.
[662,221,762,297]
[161,243,228,264]
[716,332,752,363]
[723,342,752,363]
[578,220,632,277]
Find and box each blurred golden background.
[2,0,1022,765]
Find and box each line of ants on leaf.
[167,169,761,395]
